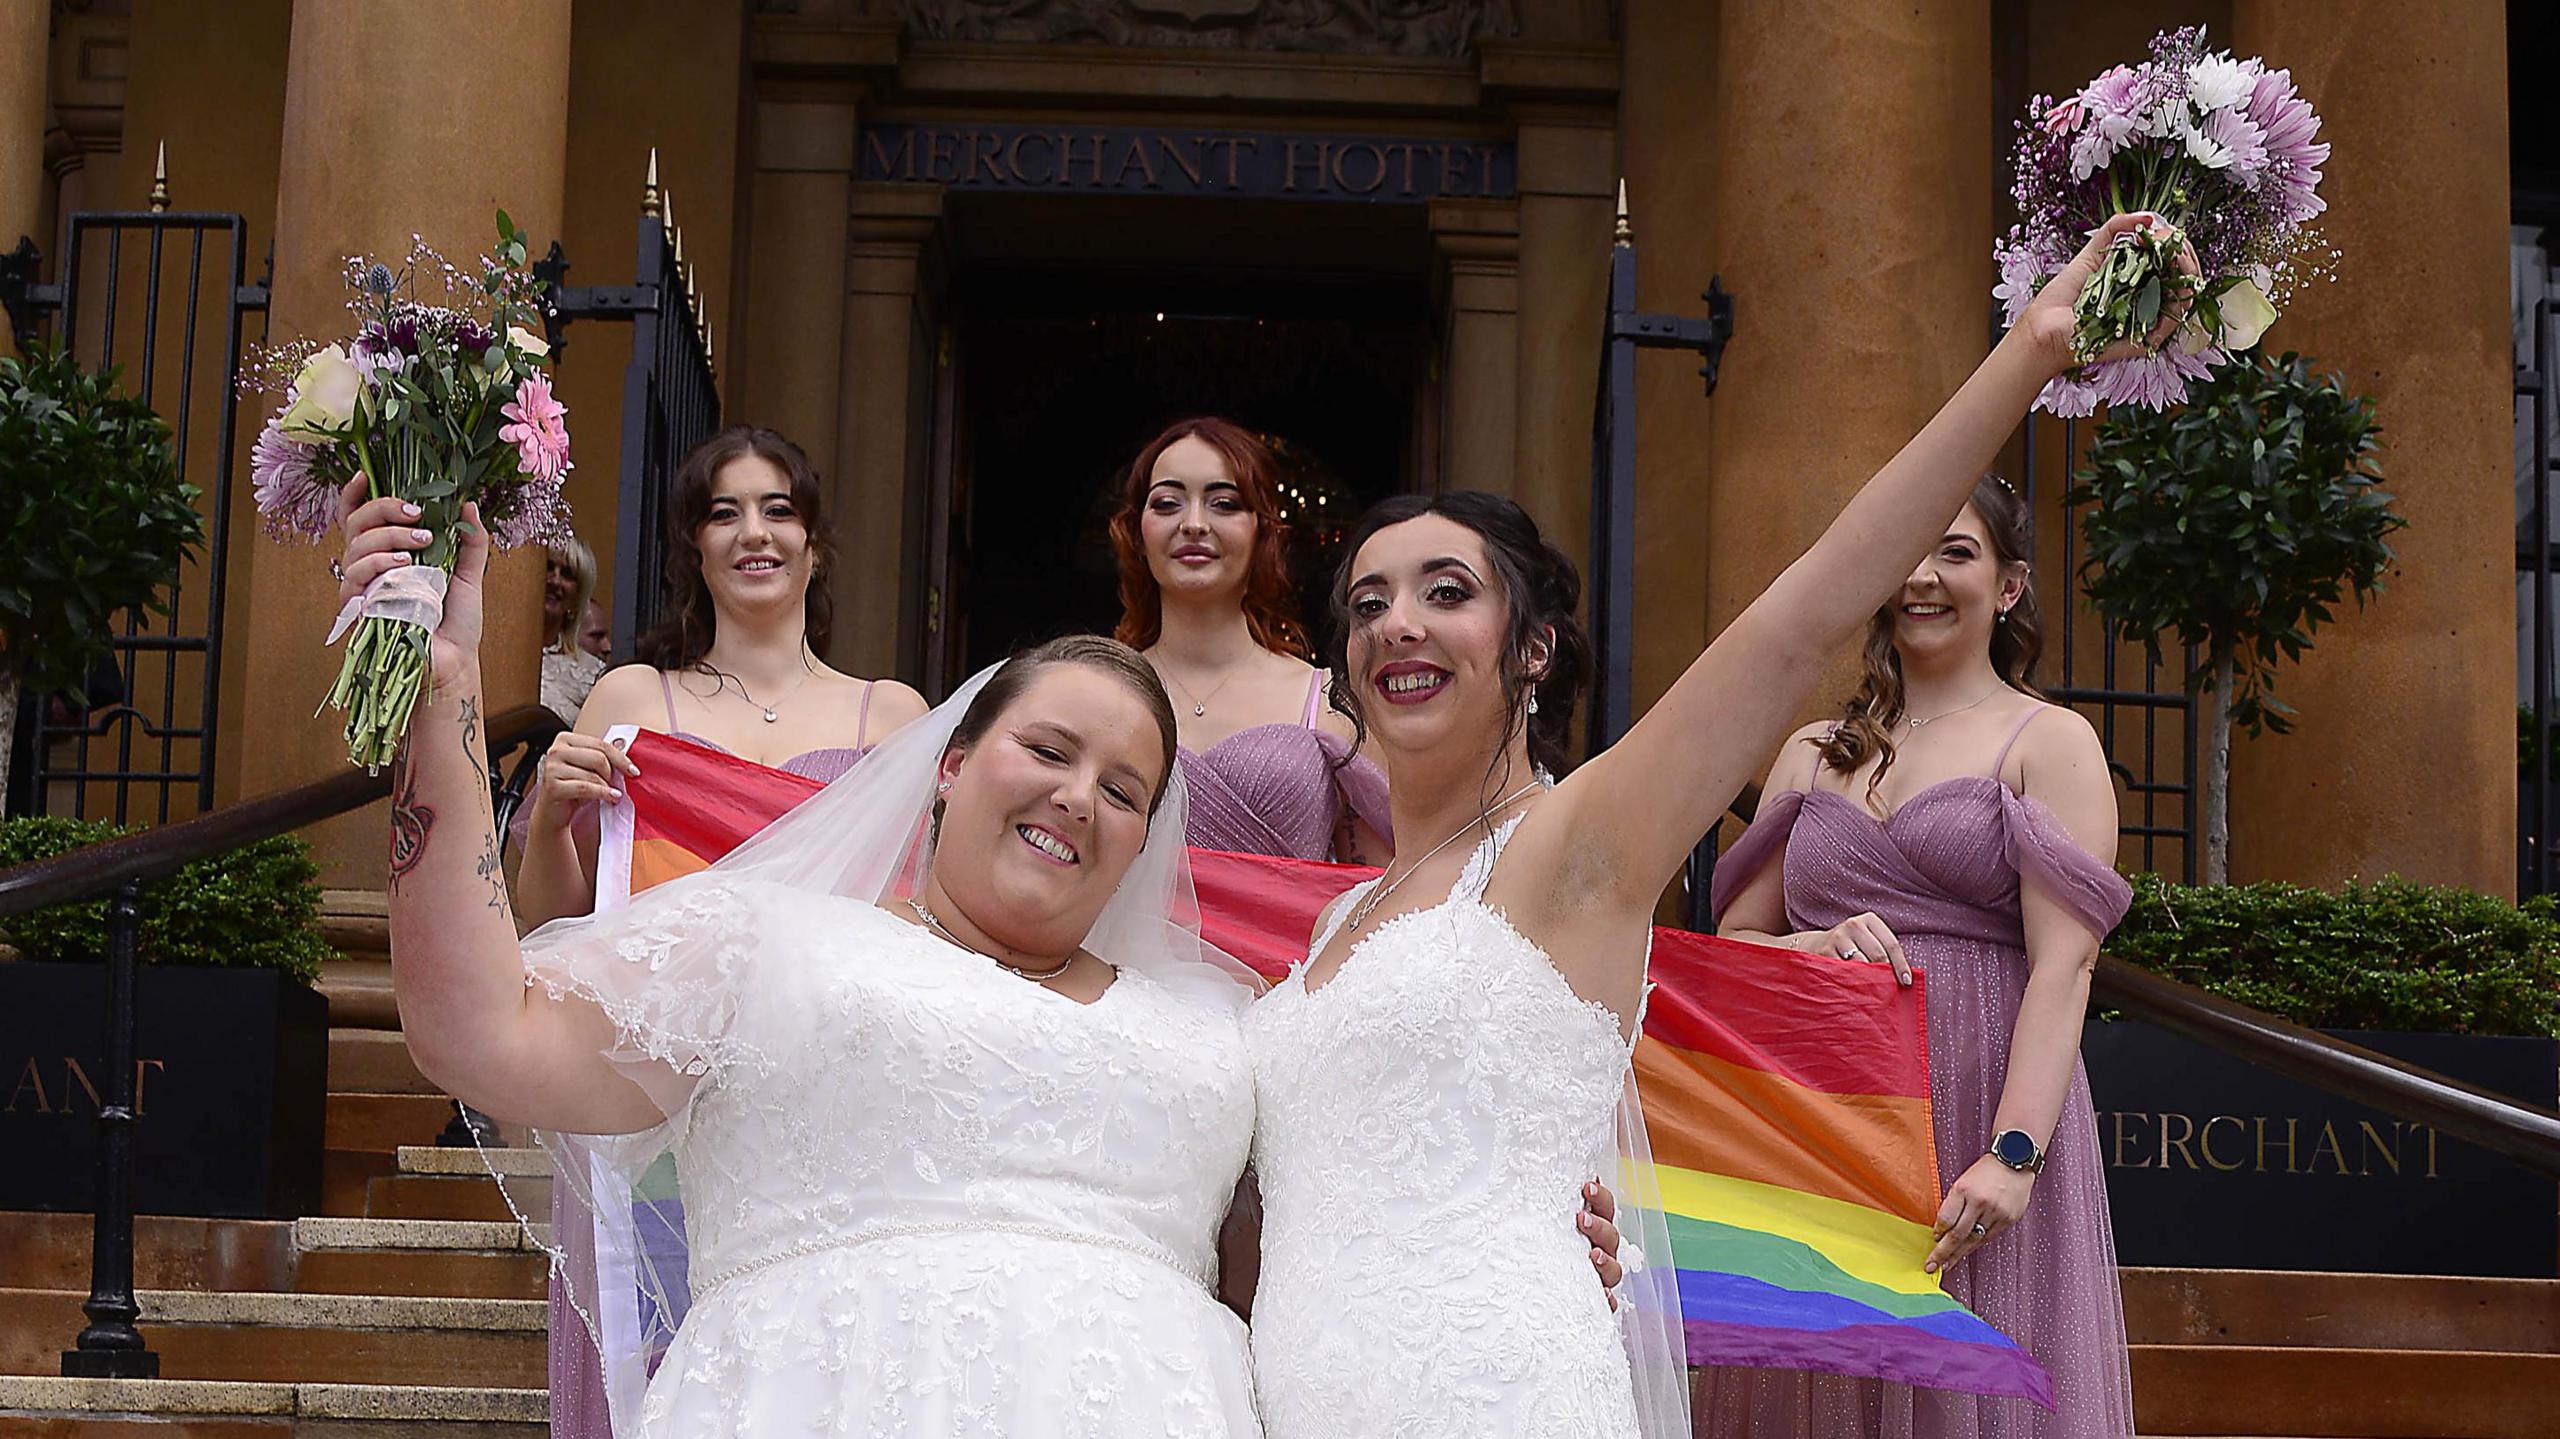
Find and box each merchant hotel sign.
[858,121,1517,202]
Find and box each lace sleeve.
[519,874,776,1118]
[1706,789,1806,929]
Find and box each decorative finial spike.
[148,142,170,213]
[1612,178,1631,247]
[642,147,663,219]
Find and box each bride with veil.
[368,487,1671,1437]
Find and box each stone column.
[1510,114,1615,567]
[1432,198,1520,496]
[0,1,45,255]
[1703,0,1991,714]
[1619,0,1720,716]
[2225,0,2512,893]
[830,182,944,682]
[236,0,569,880]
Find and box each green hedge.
[2108,874,2560,1038]
[0,817,333,987]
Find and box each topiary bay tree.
[0,344,205,814]
[2069,350,2399,884]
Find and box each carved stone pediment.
[890,0,1519,58]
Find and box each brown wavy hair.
[633,426,835,673]
[1107,417,1310,660]
[1816,474,2045,794]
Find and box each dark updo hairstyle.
[1816,473,2046,794]
[634,426,834,672]
[1324,490,1592,782]
[944,634,1182,819]
[1106,416,1311,661]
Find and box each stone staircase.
[1,891,2552,1435]
[0,893,557,1436]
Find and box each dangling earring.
[937,780,951,794]
[1527,688,1540,717]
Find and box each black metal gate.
[540,158,721,657]
[1,189,269,824]
[2518,297,2555,898]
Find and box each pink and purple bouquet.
[244,213,572,769]
[1997,26,2332,416]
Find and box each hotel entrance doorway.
[938,260,1433,687]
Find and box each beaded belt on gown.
[693,1216,1215,1301]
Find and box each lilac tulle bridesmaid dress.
[1178,669,1391,860]
[1697,706,2137,1439]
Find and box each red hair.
[1108,416,1311,660]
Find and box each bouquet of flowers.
[1996,26,2332,416]
[245,213,572,769]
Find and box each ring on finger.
[1969,1221,1988,1239]
[328,557,344,581]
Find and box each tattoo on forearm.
[459,695,481,756]
[388,756,434,895]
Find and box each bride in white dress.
[1247,212,2186,1439]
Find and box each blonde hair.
[547,536,599,656]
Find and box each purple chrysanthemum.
[251,418,336,542]
[2245,66,2329,223]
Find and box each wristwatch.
[1989,1129,2046,1174]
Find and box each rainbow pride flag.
[598,728,2051,1406]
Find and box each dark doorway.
[945,261,1431,681]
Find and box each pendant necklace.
[1900,684,2004,733]
[730,661,818,724]
[1155,657,1245,719]
[1346,778,1544,933]
[909,897,1077,982]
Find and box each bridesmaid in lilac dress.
[1105,416,1392,861]
[1703,475,2137,1439]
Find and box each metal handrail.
[1,701,562,1377]
[0,705,563,918]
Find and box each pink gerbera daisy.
[499,371,570,484]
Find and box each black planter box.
[0,961,327,1218]
[2082,1020,2560,1277]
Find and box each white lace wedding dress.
[544,882,1263,1438]
[1244,821,1643,1438]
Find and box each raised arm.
[337,486,667,1136]
[1557,212,2180,913]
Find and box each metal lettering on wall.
[858,124,1516,202]
[2082,1022,2559,1277]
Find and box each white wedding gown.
[1245,821,1643,1438]
[565,884,1262,1438]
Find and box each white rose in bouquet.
[280,344,364,441]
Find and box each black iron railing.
[0,705,562,1376]
[1584,184,1733,929]
[2517,297,2554,898]
[0,188,269,824]
[539,155,721,657]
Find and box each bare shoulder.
[573,663,668,734]
[866,678,932,732]
[2005,702,2109,789]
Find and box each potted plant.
[0,817,334,1217]
[0,344,206,813]
[2083,877,2560,1277]
[2069,350,2400,883]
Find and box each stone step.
[326,1029,433,1096]
[397,1147,551,1179]
[323,1094,456,1156]
[0,1375,542,1439]
[291,1217,547,1302]
[363,1173,550,1224]
[319,1149,395,1219]
[315,961,395,1032]
[2123,1267,2560,1354]
[2128,1345,2560,1439]
[0,1213,295,1295]
[0,1290,545,1390]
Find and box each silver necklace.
[1346,779,1544,933]
[730,663,818,724]
[1153,656,1245,718]
[908,897,1076,982]
[1900,685,2005,733]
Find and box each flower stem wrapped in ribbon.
[244,214,573,769]
[1996,25,2331,416]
